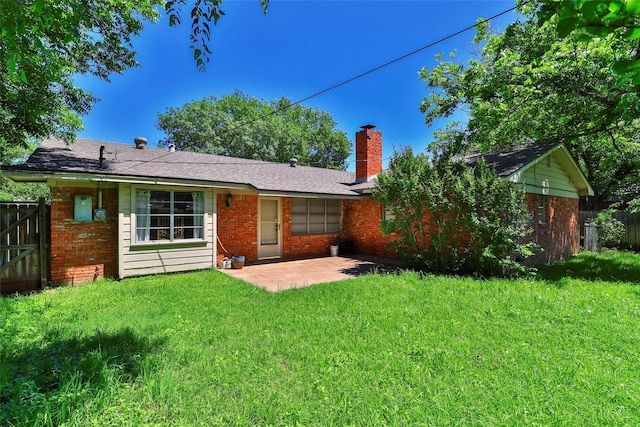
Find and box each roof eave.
[505,143,594,196]
[2,169,365,199]
[1,169,254,190]
[256,189,362,199]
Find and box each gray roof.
[4,138,586,197]
[4,138,360,197]
[353,143,563,194]
[459,143,559,177]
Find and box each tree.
[420,4,640,209]
[156,91,351,169]
[538,0,640,84]
[0,143,48,201]
[373,147,535,277]
[0,0,269,157]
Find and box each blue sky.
[76,0,519,170]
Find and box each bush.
[594,210,626,249]
[373,148,537,277]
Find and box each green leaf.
[612,58,640,74]
[627,0,640,15]
[625,27,640,39]
[608,1,622,13]
[557,16,579,37]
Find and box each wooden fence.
[1,200,49,294]
[580,211,640,250]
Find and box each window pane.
[135,189,204,242]
[290,198,343,235]
[327,200,341,232]
[291,199,308,232]
[309,222,325,233]
[291,198,307,214]
[327,199,340,213]
[174,192,201,214]
[150,215,170,240]
[327,217,341,232]
[309,199,325,214]
[150,191,170,215]
[538,195,547,223]
[291,223,308,234]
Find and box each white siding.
[118,183,216,278]
[521,154,579,199]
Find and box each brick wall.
[282,197,341,259]
[341,194,579,265]
[342,199,396,257]
[49,185,118,285]
[216,193,258,263]
[525,193,579,264]
[213,192,579,267]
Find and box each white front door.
[258,198,281,259]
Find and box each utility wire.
[122,1,529,173]
[228,0,530,131]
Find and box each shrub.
[594,210,626,249]
[374,148,537,277]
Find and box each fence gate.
[0,199,49,294]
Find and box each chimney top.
[355,126,383,183]
[289,158,298,167]
[168,143,176,153]
[134,136,147,149]
[360,124,376,130]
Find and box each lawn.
[1,251,640,426]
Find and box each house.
[1,126,593,285]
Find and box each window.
[538,194,547,223]
[291,198,341,235]
[135,189,204,242]
[382,205,395,221]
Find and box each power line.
[227,1,529,131]
[134,2,529,171]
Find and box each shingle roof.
[351,143,563,194]
[4,138,360,197]
[459,143,559,177]
[5,139,589,197]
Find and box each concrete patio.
[220,255,404,292]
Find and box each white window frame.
[538,194,547,224]
[134,188,205,243]
[382,205,395,221]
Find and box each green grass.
[2,252,640,426]
[538,250,640,283]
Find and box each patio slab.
[220,255,403,292]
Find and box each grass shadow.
[339,257,405,278]
[1,327,166,423]
[537,251,640,284]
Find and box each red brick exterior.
[49,185,118,285]
[282,197,341,259]
[342,199,395,257]
[525,193,580,264]
[355,127,383,182]
[216,196,343,263]
[341,194,580,265]
[216,193,258,263]
[47,188,579,284]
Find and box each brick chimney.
[355,124,382,183]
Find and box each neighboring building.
[1,127,593,285]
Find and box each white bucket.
[330,245,339,257]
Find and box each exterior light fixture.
[226,192,233,207]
